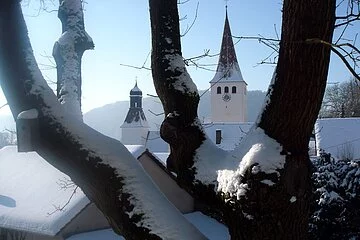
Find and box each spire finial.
[135,76,138,86]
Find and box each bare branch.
[148,109,164,116]
[47,186,79,215]
[0,103,8,109]
[305,38,360,81]
[180,1,199,37]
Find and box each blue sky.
[0,0,357,115]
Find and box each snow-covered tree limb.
[0,2,206,239]
[53,0,94,121]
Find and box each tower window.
[224,86,229,93]
[217,86,221,94]
[232,86,236,93]
[135,102,138,107]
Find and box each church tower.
[210,8,247,123]
[120,82,149,145]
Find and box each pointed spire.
[218,8,238,72]
[210,7,244,83]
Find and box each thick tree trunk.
[224,0,336,239]
[53,0,94,121]
[150,0,336,239]
[149,0,206,185]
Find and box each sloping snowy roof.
[0,146,89,236]
[120,109,149,128]
[0,145,146,236]
[203,122,254,151]
[66,211,229,240]
[315,118,360,160]
[124,145,145,159]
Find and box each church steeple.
[210,8,244,83]
[209,8,247,123]
[120,81,149,145]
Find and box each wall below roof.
[60,203,109,238]
[138,153,194,214]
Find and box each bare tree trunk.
[149,0,206,184]
[53,0,94,121]
[224,0,336,239]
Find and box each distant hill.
[83,90,266,139]
[0,90,266,139]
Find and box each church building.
[210,9,247,123]
[120,8,250,150]
[120,82,149,145]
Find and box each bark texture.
[149,0,206,185]
[225,0,336,239]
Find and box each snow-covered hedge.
[309,152,360,239]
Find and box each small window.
[232,86,236,93]
[217,86,221,94]
[224,86,229,93]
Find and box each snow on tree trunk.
[53,0,94,121]
[222,1,336,239]
[149,0,206,184]
[151,0,336,239]
[0,2,206,239]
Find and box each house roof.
[0,145,145,236]
[315,118,360,160]
[0,146,89,236]
[66,211,229,240]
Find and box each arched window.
[232,86,237,93]
[217,86,221,94]
[224,86,229,93]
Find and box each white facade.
[210,80,247,123]
[121,126,149,145]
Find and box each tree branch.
[0,2,205,239]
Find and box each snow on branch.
[0,2,206,239]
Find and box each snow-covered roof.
[66,211,229,240]
[120,109,149,128]
[0,146,89,236]
[123,145,145,159]
[66,229,125,240]
[203,122,254,151]
[315,118,360,160]
[210,63,245,84]
[0,145,146,236]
